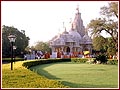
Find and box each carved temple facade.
[49,7,92,57]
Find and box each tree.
[2,25,30,58]
[34,41,51,54]
[92,36,116,56]
[100,2,118,18]
[88,2,118,51]
[92,35,107,51]
[106,37,117,56]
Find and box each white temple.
[50,6,92,57]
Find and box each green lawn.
[30,62,118,88]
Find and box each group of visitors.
[35,51,43,59]
[24,50,118,60]
[35,51,50,59]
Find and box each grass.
[2,61,69,88]
[30,62,118,88]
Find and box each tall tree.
[106,37,117,56]
[2,25,30,57]
[88,2,118,51]
[100,2,118,18]
[92,35,107,51]
[34,41,51,53]
[92,36,116,56]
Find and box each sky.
[1,1,112,46]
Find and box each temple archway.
[66,47,70,54]
[84,48,89,51]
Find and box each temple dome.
[66,35,75,42]
[59,37,65,45]
[83,34,91,41]
[83,34,92,44]
[52,36,65,46]
[69,29,81,40]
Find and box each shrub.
[107,59,118,65]
[71,58,88,63]
[95,54,108,64]
[86,58,96,64]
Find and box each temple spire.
[69,18,72,24]
[71,23,74,31]
[65,27,66,32]
[72,23,73,29]
[76,5,79,13]
[63,22,65,28]
[85,29,88,35]
[62,22,67,33]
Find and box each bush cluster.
[71,57,118,65]
[107,59,118,65]
[95,54,108,64]
[71,58,89,63]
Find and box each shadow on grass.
[30,63,61,80]
[62,81,117,88]
[30,62,118,88]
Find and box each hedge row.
[22,58,71,69]
[107,59,118,65]
[71,58,118,65]
[22,58,118,69]
[2,58,24,62]
[71,58,89,63]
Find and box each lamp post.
[29,48,32,60]
[8,35,16,70]
[13,46,17,63]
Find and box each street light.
[29,48,32,60]
[8,34,16,70]
[13,46,17,63]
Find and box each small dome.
[69,29,81,40]
[59,37,65,45]
[83,34,91,41]
[52,36,65,46]
[83,34,92,44]
[66,35,75,42]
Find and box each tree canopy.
[88,2,118,55]
[34,41,51,54]
[25,41,51,54]
[92,35,107,51]
[2,25,30,58]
